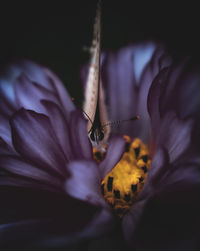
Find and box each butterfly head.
[89,125,104,144]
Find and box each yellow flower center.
[93,136,151,218]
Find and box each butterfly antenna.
[82,110,94,126]
[72,97,94,126]
[101,116,140,128]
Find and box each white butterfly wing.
[83,2,110,145]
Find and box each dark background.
[0,1,199,100]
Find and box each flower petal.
[101,46,138,137]
[0,114,12,146]
[122,199,148,248]
[99,135,126,179]
[124,148,200,250]
[0,155,62,191]
[14,74,60,114]
[65,160,106,206]
[10,108,67,178]
[0,59,75,116]
[0,137,15,155]
[69,110,93,160]
[99,43,171,142]
[40,100,74,161]
[43,67,75,117]
[158,112,193,162]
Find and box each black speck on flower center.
[131,184,138,193]
[114,190,120,198]
[107,177,113,191]
[97,136,151,218]
[134,147,140,158]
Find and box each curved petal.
[140,147,169,200]
[69,110,93,160]
[40,100,74,161]
[122,199,148,248]
[0,155,62,191]
[98,42,171,142]
[147,67,170,137]
[0,114,12,146]
[43,67,75,117]
[10,108,67,178]
[124,147,200,250]
[0,59,75,116]
[0,137,16,155]
[156,111,193,162]
[99,135,126,180]
[14,74,60,114]
[65,160,106,207]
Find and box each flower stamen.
[93,136,151,218]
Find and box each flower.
[0,59,125,250]
[0,42,200,251]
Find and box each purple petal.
[0,137,15,155]
[10,108,67,178]
[0,114,12,146]
[0,155,62,190]
[158,148,200,193]
[40,100,74,161]
[76,207,115,242]
[0,59,75,115]
[136,46,172,141]
[99,135,126,180]
[101,46,138,137]
[156,111,193,162]
[43,67,75,116]
[140,147,169,199]
[122,199,148,248]
[147,67,170,136]
[99,43,171,142]
[69,110,93,160]
[65,160,106,207]
[14,74,60,114]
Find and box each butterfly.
[83,1,139,148]
[83,1,110,148]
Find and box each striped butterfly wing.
[83,2,110,146]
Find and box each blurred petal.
[69,110,93,160]
[0,114,12,146]
[99,42,171,141]
[0,137,15,155]
[0,59,75,115]
[10,108,67,178]
[157,111,193,162]
[14,74,60,113]
[40,100,74,161]
[65,160,106,206]
[99,135,126,179]
[122,200,148,248]
[0,155,62,191]
[43,67,75,117]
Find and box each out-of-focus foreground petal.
[0,186,99,250]
[123,60,200,250]
[0,60,114,250]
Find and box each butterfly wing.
[83,2,110,145]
